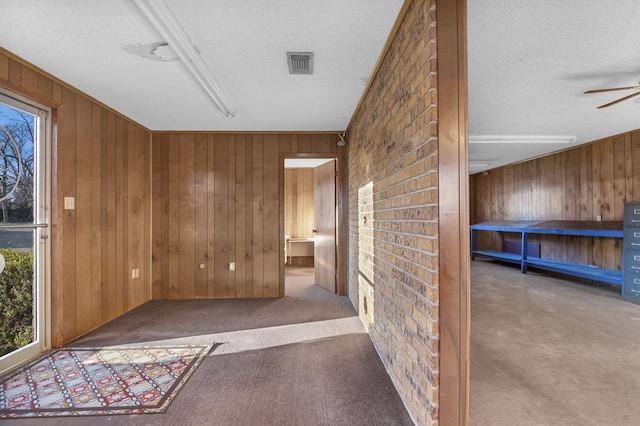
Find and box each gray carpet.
[2,267,413,425]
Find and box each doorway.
[280,154,345,296]
[0,92,50,375]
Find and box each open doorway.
[280,155,342,297]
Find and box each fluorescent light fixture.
[133,0,236,117]
[469,135,576,144]
[468,162,490,168]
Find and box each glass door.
[0,93,50,375]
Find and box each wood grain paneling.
[0,49,152,346]
[263,135,280,298]
[214,134,230,297]
[252,136,265,298]
[314,160,337,293]
[438,0,470,424]
[179,134,195,299]
[194,134,208,298]
[75,94,92,331]
[471,129,640,270]
[151,133,343,299]
[284,168,314,238]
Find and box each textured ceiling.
[0,0,403,131]
[3,1,640,173]
[468,0,640,173]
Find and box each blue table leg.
[521,232,528,273]
[471,229,476,261]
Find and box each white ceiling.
[468,0,640,174]
[0,0,403,131]
[3,1,640,174]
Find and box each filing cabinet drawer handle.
[635,255,640,261]
[632,289,640,294]
[635,208,640,214]
[632,266,640,270]
[632,243,640,246]
[634,278,640,284]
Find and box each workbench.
[470,220,623,286]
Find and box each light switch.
[229,262,236,272]
[64,197,75,210]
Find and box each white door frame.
[0,91,51,376]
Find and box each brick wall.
[347,0,439,424]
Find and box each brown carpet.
[2,267,413,425]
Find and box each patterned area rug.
[0,344,212,418]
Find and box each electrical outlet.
[229,262,236,272]
[596,215,602,222]
[131,269,136,279]
[64,197,75,210]
[199,263,205,269]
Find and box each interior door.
[314,160,336,293]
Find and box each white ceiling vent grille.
[287,52,314,75]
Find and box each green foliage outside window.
[0,248,33,357]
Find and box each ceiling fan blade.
[585,85,640,94]
[597,91,640,108]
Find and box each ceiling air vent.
[287,52,314,75]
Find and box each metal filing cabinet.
[623,203,640,303]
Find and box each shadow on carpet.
[0,344,214,418]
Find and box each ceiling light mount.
[337,132,346,147]
[123,41,179,62]
[133,0,236,117]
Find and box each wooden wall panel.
[284,168,315,239]
[75,94,92,334]
[114,117,125,313]
[142,125,151,306]
[167,135,180,299]
[105,112,117,319]
[228,136,237,295]
[151,133,163,300]
[214,134,230,297]
[206,135,216,297]
[91,104,104,325]
[244,136,254,297]
[194,134,208,298]
[58,87,77,344]
[264,135,280,297]
[471,129,640,270]
[179,134,195,299]
[251,136,265,298]
[151,132,342,299]
[0,49,152,346]
[235,135,247,298]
